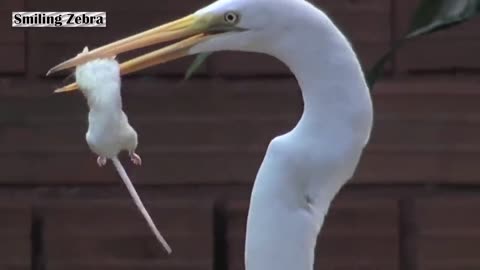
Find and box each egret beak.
[49,13,244,93]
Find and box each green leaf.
[367,0,480,89]
[366,41,404,88]
[184,52,212,80]
[407,0,480,39]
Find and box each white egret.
[48,0,374,269]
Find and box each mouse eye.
[224,12,239,24]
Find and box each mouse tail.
[111,157,172,254]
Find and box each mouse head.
[75,57,121,97]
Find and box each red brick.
[0,118,294,152]
[413,196,480,270]
[0,151,264,184]
[0,265,30,270]
[0,78,302,114]
[0,202,31,230]
[5,144,480,185]
[0,201,31,269]
[26,0,210,11]
[370,116,480,149]
[0,0,25,74]
[210,53,291,76]
[48,262,210,270]
[3,79,480,185]
[316,197,399,270]
[3,113,480,155]
[373,79,480,114]
[357,147,480,184]
[4,78,294,131]
[226,196,399,270]
[6,77,480,122]
[395,0,480,72]
[39,199,213,269]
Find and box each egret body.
[50,0,374,269]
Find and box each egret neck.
[269,8,373,145]
[245,4,373,270]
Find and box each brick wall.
[1,0,480,269]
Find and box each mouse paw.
[97,156,107,167]
[130,153,142,166]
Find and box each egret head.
[48,0,319,92]
[187,0,295,54]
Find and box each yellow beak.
[49,13,239,93]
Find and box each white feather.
[188,1,374,269]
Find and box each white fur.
[76,59,135,159]
[75,58,172,254]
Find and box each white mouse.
[75,47,172,254]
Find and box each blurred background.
[1,0,480,269]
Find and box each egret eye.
[224,12,239,24]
